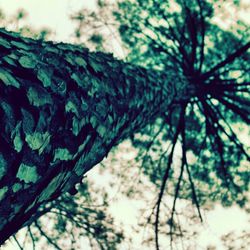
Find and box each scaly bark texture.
[0,28,191,244]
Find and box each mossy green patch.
[53,148,73,161]
[96,125,107,138]
[75,57,87,67]
[0,69,20,88]
[0,37,11,48]
[71,73,82,86]
[90,116,98,128]
[0,186,8,201]
[89,58,103,73]
[12,183,22,193]
[72,117,85,136]
[65,100,79,116]
[25,132,51,154]
[3,56,17,66]
[11,41,30,50]
[16,163,40,184]
[11,121,23,152]
[27,87,53,107]
[19,55,36,69]
[37,68,52,87]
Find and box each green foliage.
[70,2,249,247]
[28,181,124,250]
[114,0,249,208]
[111,2,250,248]
[90,33,103,45]
[1,2,249,249]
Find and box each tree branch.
[202,42,250,80]
[154,106,185,250]
[34,221,62,250]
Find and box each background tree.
[0,22,190,245]
[70,0,250,248]
[116,1,250,248]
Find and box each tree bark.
[0,28,192,244]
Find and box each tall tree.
[0,10,126,249]
[0,27,191,244]
[71,0,249,248]
[0,0,249,248]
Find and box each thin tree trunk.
[0,28,192,244]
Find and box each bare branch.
[34,221,63,250]
[207,99,250,162]
[197,0,205,72]
[154,106,185,250]
[28,226,36,250]
[202,42,250,80]
[12,235,24,250]
[185,164,203,222]
[216,95,250,124]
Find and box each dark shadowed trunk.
[0,28,193,244]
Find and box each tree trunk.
[0,28,192,244]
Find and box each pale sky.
[0,0,97,41]
[0,1,249,249]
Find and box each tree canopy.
[0,0,249,249]
[71,0,249,247]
